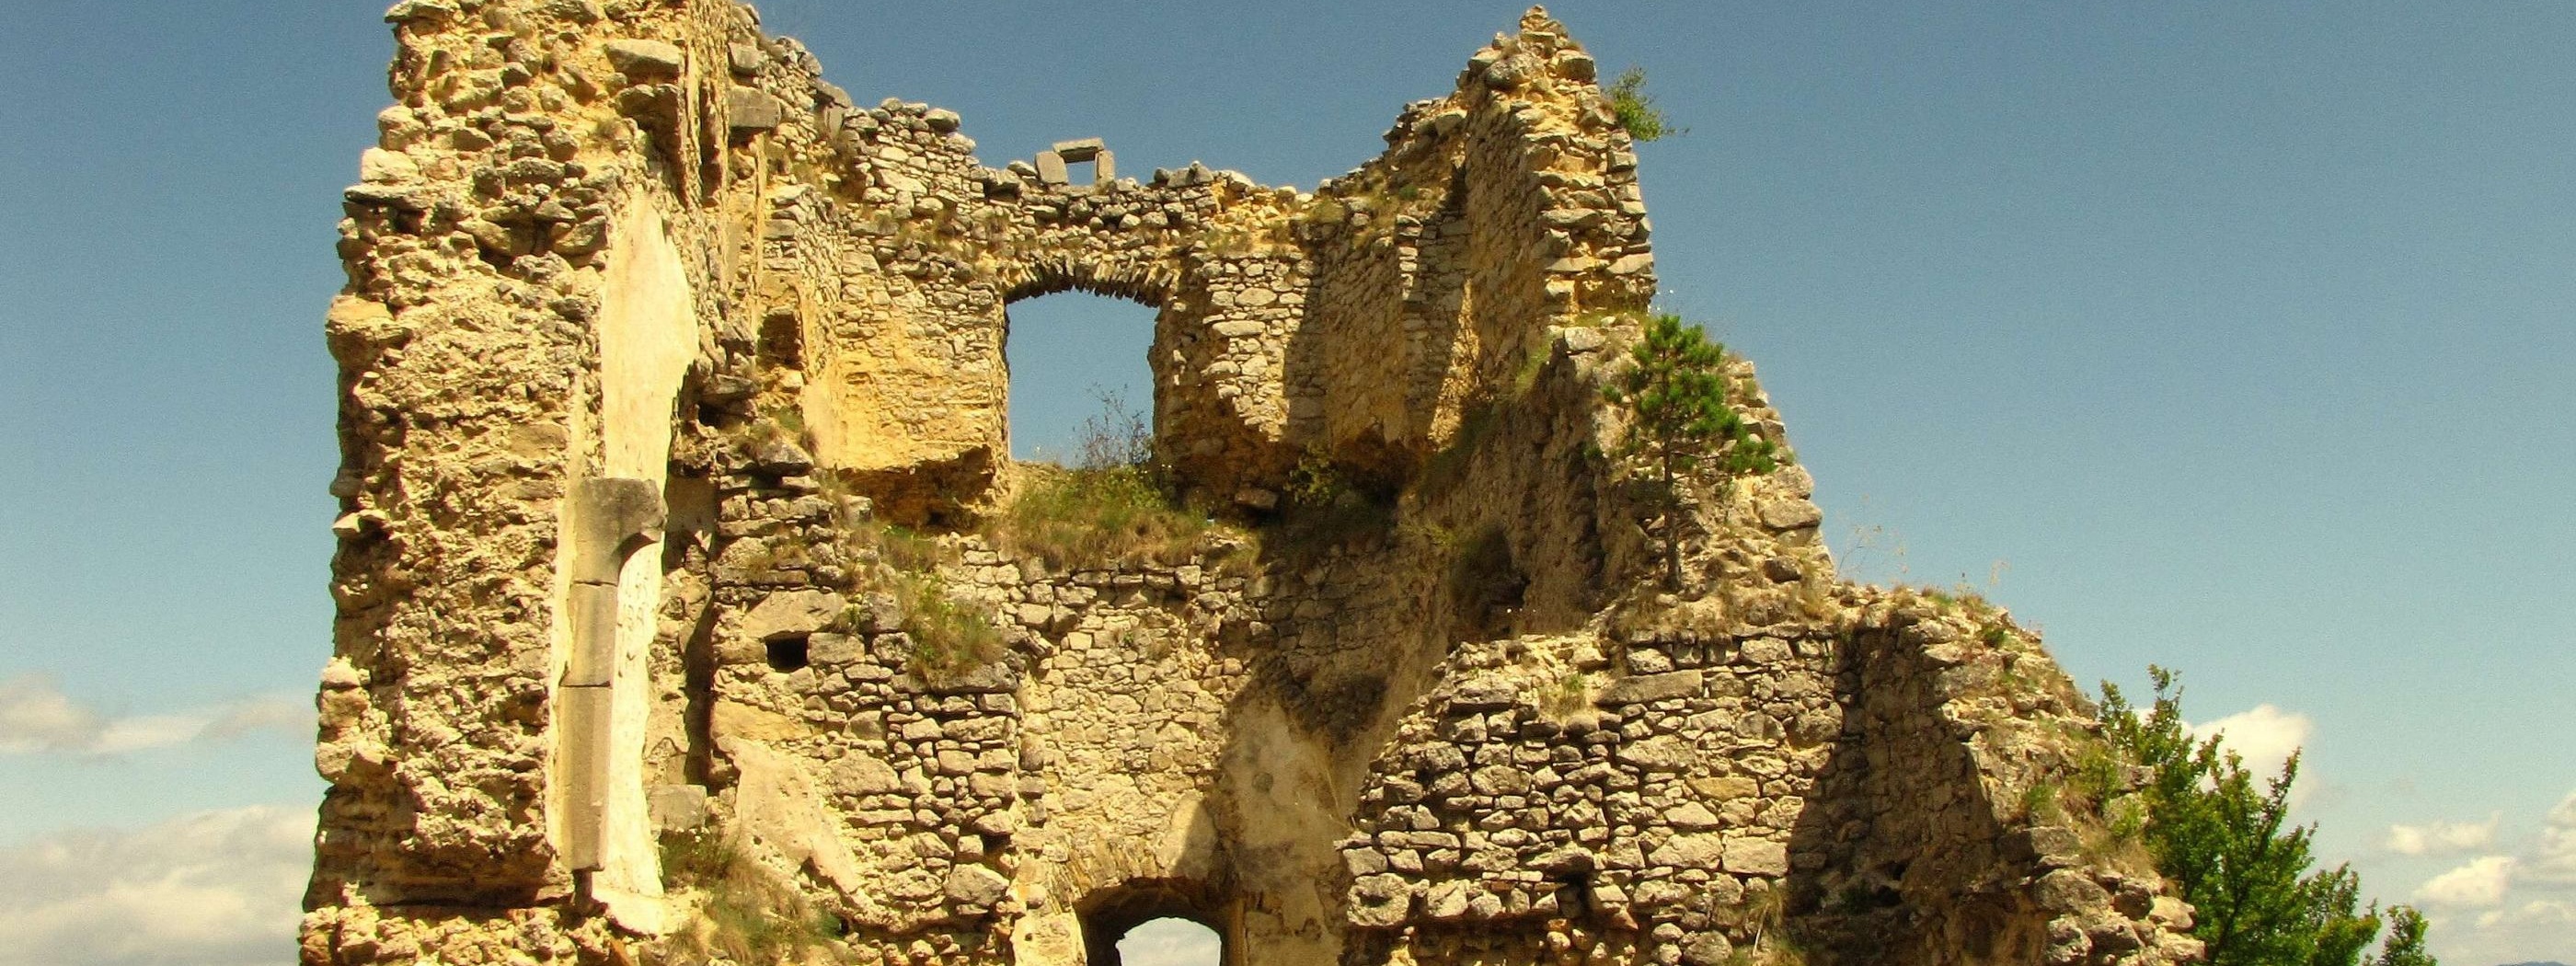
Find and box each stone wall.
[307,3,2201,964]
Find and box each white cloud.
[0,806,313,966]
[2385,814,2500,857]
[2186,704,2312,783]
[1117,917,1223,966]
[2523,788,2576,887]
[0,674,307,756]
[2431,898,2576,965]
[2415,855,2516,909]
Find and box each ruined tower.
[306,2,2204,963]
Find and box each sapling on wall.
[1603,313,1777,588]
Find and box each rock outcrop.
[305,3,2202,964]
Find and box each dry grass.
[985,463,1226,570]
[655,831,841,965]
[893,574,1003,685]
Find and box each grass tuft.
[655,830,841,965]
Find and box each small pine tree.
[1603,313,1776,588]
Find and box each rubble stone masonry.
[306,2,2203,964]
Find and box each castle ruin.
[305,2,2207,964]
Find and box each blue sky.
[0,2,2568,963]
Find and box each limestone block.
[899,661,1018,695]
[1616,734,1693,772]
[1757,498,1822,531]
[808,632,866,665]
[1682,934,1733,966]
[727,88,787,133]
[603,40,684,78]
[561,582,619,687]
[1035,151,1067,186]
[1423,880,1473,920]
[569,477,664,581]
[829,753,903,796]
[740,590,846,642]
[712,699,813,742]
[1599,670,1701,706]
[1646,833,1722,870]
[1665,801,1722,830]
[1449,678,1517,710]
[1349,874,1415,927]
[358,147,417,183]
[557,684,613,871]
[2035,868,2112,914]
[723,738,871,900]
[1719,837,1788,877]
[648,784,709,831]
[944,864,1010,906]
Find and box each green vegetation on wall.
[1603,313,1777,588]
[1607,67,1683,143]
[2099,667,2439,966]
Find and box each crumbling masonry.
[307,2,2208,964]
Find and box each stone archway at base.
[1078,879,1235,966]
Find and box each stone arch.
[990,247,1285,507]
[1077,878,1236,966]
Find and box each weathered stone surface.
[1757,497,1823,531]
[648,784,709,831]
[309,5,2202,964]
[1617,734,1695,771]
[604,39,684,77]
[1599,669,1699,705]
[943,864,1011,906]
[739,589,845,643]
[727,87,786,132]
[1646,833,1723,870]
[1721,837,1789,876]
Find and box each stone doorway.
[1107,917,1222,966]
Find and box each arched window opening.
[1003,291,1157,466]
[1111,916,1222,966]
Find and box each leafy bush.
[2099,667,2437,966]
[1262,444,1395,550]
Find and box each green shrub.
[1607,67,1684,143]
[2099,667,2426,965]
[1538,669,1592,719]
[742,402,811,451]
